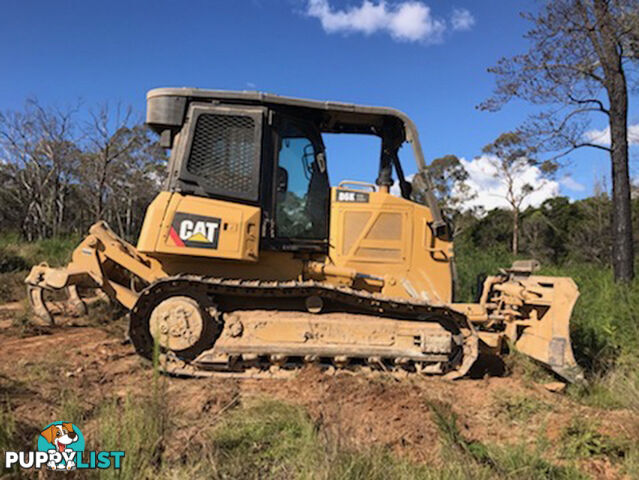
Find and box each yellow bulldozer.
[25,88,582,382]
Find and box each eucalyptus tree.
[481,0,639,281]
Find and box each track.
[128,275,479,379]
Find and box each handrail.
[337,180,377,192]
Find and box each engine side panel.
[329,187,454,303]
[138,192,260,262]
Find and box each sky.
[1,0,637,210]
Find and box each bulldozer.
[25,88,582,382]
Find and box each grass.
[0,231,80,269]
[454,241,514,302]
[492,390,551,423]
[559,417,628,460]
[428,400,588,480]
[455,239,639,420]
[58,388,87,424]
[539,263,639,372]
[94,362,168,480]
[0,232,80,303]
[206,398,320,479]
[0,400,15,453]
[86,395,479,480]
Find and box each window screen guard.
[179,104,264,202]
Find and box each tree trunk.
[593,0,635,282]
[512,208,519,256]
[608,95,634,281]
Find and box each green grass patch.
[0,232,80,304]
[559,417,628,460]
[207,398,320,479]
[454,241,514,302]
[539,263,639,373]
[94,392,167,480]
[206,398,486,480]
[428,400,587,479]
[58,389,87,425]
[0,401,15,453]
[0,232,80,268]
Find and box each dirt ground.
[0,302,635,479]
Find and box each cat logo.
[169,213,221,249]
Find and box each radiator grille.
[186,114,258,199]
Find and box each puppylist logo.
[4,421,124,471]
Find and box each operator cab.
[147,88,445,253]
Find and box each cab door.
[268,114,330,250]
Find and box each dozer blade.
[510,276,582,383]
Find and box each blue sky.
[1,0,636,207]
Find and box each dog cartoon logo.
[5,421,123,471]
[37,422,85,470]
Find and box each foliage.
[453,234,513,302]
[206,398,320,479]
[0,232,81,303]
[0,99,167,242]
[481,0,639,282]
[540,262,639,373]
[0,401,15,454]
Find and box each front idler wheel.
[130,288,222,362]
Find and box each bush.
[539,263,639,373]
[0,247,29,273]
[454,237,514,302]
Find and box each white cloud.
[391,156,561,211]
[305,0,447,43]
[559,175,585,192]
[450,8,475,31]
[460,155,559,211]
[583,123,639,146]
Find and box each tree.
[104,125,167,239]
[0,99,81,240]
[482,132,555,255]
[412,154,476,236]
[481,0,639,282]
[0,99,167,240]
[76,104,167,240]
[81,103,138,222]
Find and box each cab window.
[275,121,329,240]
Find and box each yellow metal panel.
[329,187,453,302]
[141,192,261,262]
[137,192,173,253]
